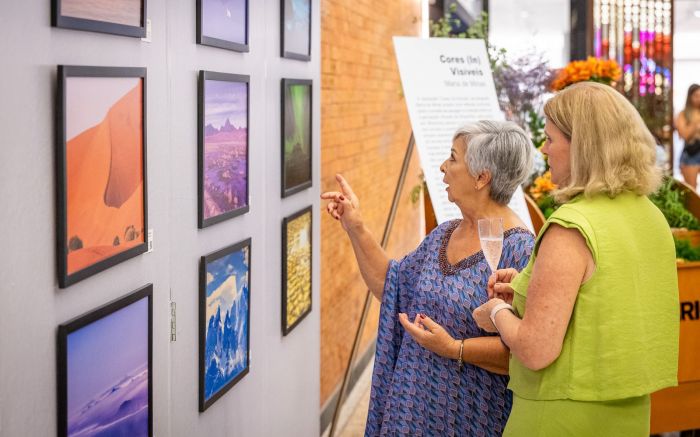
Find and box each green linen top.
[509,192,679,401]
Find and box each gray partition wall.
[0,1,320,436]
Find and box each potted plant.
[648,178,700,433]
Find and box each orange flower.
[551,57,622,91]
[529,171,557,199]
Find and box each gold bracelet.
[457,340,464,369]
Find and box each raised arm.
[321,174,390,300]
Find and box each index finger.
[335,174,355,197]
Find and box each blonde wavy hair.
[544,81,662,203]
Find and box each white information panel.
[393,36,533,232]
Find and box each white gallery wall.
[0,1,320,436]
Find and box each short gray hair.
[452,120,534,205]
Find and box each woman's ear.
[475,171,492,191]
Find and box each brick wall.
[320,0,425,407]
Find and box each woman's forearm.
[461,336,510,375]
[346,224,390,300]
[494,309,558,371]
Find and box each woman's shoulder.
[426,219,459,238]
[412,219,458,254]
[677,109,700,123]
[502,227,535,267]
[505,226,535,239]
[504,226,535,246]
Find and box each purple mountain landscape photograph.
[58,285,152,437]
[198,72,250,228]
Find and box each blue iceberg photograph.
[200,240,250,410]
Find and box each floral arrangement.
[527,170,558,218]
[551,56,622,91]
[529,170,556,201]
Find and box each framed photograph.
[282,206,312,335]
[281,0,311,60]
[199,238,251,412]
[281,79,312,197]
[52,0,147,38]
[56,66,148,288]
[197,0,249,52]
[57,284,153,437]
[198,71,250,228]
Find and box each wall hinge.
[170,301,177,342]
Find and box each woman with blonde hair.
[677,83,700,189]
[405,81,679,435]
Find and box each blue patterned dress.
[365,220,534,437]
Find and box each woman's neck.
[458,201,510,228]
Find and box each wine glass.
[478,218,504,273]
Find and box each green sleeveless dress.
[504,192,679,436]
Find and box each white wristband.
[490,302,514,329]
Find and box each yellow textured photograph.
[282,206,312,335]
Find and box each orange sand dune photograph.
[59,68,147,286]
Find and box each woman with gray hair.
[321,120,535,436]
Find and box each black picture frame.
[281,206,313,336]
[196,0,250,52]
[198,71,251,228]
[52,0,148,38]
[57,284,153,437]
[199,238,252,412]
[56,65,149,288]
[281,78,313,198]
[280,0,311,61]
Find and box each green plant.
[649,178,700,230]
[674,238,700,262]
[429,3,465,38]
[410,172,426,206]
[527,109,547,150]
[536,193,558,219]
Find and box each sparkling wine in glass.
[478,218,504,273]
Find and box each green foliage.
[674,238,700,262]
[410,182,425,206]
[409,172,426,206]
[535,194,558,219]
[649,178,700,230]
[430,3,464,38]
[526,109,546,149]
